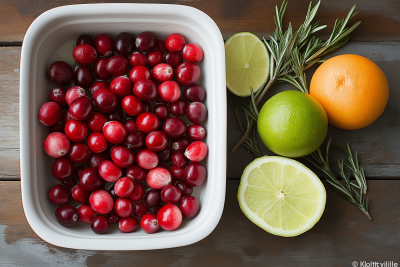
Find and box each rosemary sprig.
[305,139,371,220]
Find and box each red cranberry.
[66,86,87,106]
[110,145,135,168]
[179,195,200,218]
[129,182,145,202]
[172,152,188,168]
[126,164,147,182]
[73,44,97,65]
[156,39,167,54]
[99,160,122,182]
[165,33,186,52]
[145,131,168,152]
[75,165,85,180]
[187,102,207,124]
[146,50,163,67]
[110,76,133,100]
[183,43,203,63]
[114,197,134,218]
[91,215,110,234]
[108,211,121,224]
[79,167,104,191]
[52,157,74,181]
[164,51,183,69]
[185,141,207,162]
[64,119,88,142]
[49,121,64,133]
[55,205,79,226]
[103,121,128,144]
[136,149,159,170]
[46,61,74,86]
[129,66,151,84]
[187,125,206,141]
[157,204,182,231]
[44,132,70,158]
[76,34,94,46]
[133,79,157,101]
[106,108,125,123]
[72,184,90,204]
[125,131,145,150]
[78,204,97,224]
[114,32,135,57]
[90,189,114,214]
[94,57,111,80]
[92,88,118,113]
[144,189,161,208]
[106,55,128,77]
[176,62,201,86]
[87,133,108,153]
[135,31,157,52]
[141,213,159,234]
[124,119,137,133]
[38,102,62,126]
[88,112,107,132]
[171,136,191,152]
[48,184,71,205]
[90,81,109,95]
[62,110,73,125]
[157,146,173,163]
[94,33,113,57]
[146,167,172,189]
[62,176,78,188]
[108,185,120,201]
[152,64,174,83]
[185,162,206,187]
[49,87,68,108]
[115,177,135,197]
[75,66,94,88]
[128,51,146,67]
[142,101,152,113]
[170,165,185,180]
[119,217,138,233]
[162,117,187,139]
[154,205,164,215]
[69,96,94,121]
[122,95,143,116]
[175,180,193,196]
[132,201,149,219]
[87,151,109,168]
[161,185,181,204]
[68,143,91,164]
[136,112,159,133]
[170,99,188,117]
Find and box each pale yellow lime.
[238,156,326,237]
[225,32,270,96]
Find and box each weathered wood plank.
[1,180,400,265]
[0,0,400,42]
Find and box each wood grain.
[0,0,400,42]
[1,180,400,266]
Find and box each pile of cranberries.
[40,31,208,234]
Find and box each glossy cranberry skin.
[183,43,203,63]
[147,167,172,189]
[146,50,163,67]
[108,211,121,225]
[119,217,138,233]
[63,111,73,126]
[171,136,191,152]
[78,204,97,224]
[185,141,208,162]
[122,95,143,117]
[162,185,182,204]
[93,57,111,80]
[87,112,107,132]
[132,201,149,219]
[114,32,135,57]
[165,33,186,52]
[94,33,113,57]
[124,119,137,133]
[38,102,62,126]
[114,197,134,218]
[141,213,159,234]
[129,66,151,84]
[103,121,128,144]
[106,55,128,77]
[110,76,133,100]
[157,204,182,231]
[170,165,185,181]
[162,117,187,139]
[87,151,109,169]
[55,205,79,226]
[68,143,91,164]
[69,96,94,121]
[144,189,161,208]
[187,103,207,125]
[164,51,183,69]
[128,51,146,67]
[142,101,152,113]
[170,99,188,117]
[75,165,85,180]
[66,86,87,106]
[91,215,111,234]
[136,31,157,52]
[44,132,70,158]
[133,79,157,101]
[187,125,206,141]
[152,63,174,83]
[157,146,173,163]
[156,39,167,54]
[124,131,145,150]
[79,167,104,192]
[90,81,109,95]
[145,131,168,152]
[48,184,71,205]
[62,176,78,188]
[90,189,114,214]
[136,112,160,133]
[76,34,94,46]
[49,87,68,108]
[114,177,135,198]
[136,149,159,170]
[98,160,123,183]
[73,44,97,65]
[110,145,135,168]
[86,133,107,154]
[51,157,74,181]
[108,185,120,201]
[179,195,200,218]
[172,152,188,168]
[176,62,201,86]
[64,119,88,142]
[92,88,117,114]
[71,184,90,204]
[176,180,193,196]
[125,164,146,182]
[75,66,94,88]
[129,182,145,202]
[46,61,74,86]
[154,205,164,215]
[185,162,206,187]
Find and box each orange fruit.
[310,54,389,130]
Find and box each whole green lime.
[257,90,328,158]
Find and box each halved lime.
[238,156,326,237]
[225,32,270,96]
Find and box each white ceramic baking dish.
[20,3,226,250]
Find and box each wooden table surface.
[1,0,400,266]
